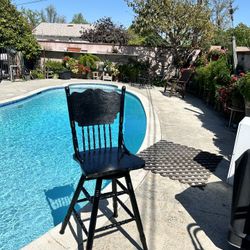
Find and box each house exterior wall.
[38,40,173,75]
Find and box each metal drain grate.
[138,140,223,186]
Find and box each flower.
[85,66,91,73]
[63,56,70,62]
[217,86,231,107]
[71,66,79,74]
[231,75,238,82]
[77,64,85,74]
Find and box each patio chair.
[102,72,112,81]
[164,68,193,98]
[92,71,100,80]
[60,86,148,250]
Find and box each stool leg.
[125,173,148,250]
[86,178,102,250]
[112,179,118,218]
[60,174,85,234]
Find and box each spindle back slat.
[103,125,107,148]
[98,125,101,149]
[82,127,86,152]
[109,124,112,148]
[87,126,91,151]
[92,126,96,150]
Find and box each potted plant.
[78,54,100,71]
[78,64,91,79]
[238,72,250,116]
[45,60,69,79]
[63,57,79,78]
[108,62,119,81]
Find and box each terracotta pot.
[211,54,219,61]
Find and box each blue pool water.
[0,84,146,250]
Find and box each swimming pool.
[0,84,146,250]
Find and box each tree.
[21,7,41,29]
[0,0,40,60]
[127,0,214,67]
[212,23,250,47]
[127,27,146,45]
[40,5,66,23]
[71,13,88,24]
[211,29,231,47]
[81,17,128,45]
[128,27,165,46]
[21,5,66,28]
[231,23,250,47]
[196,0,235,30]
[208,0,235,30]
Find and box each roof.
[236,46,250,53]
[210,45,250,53]
[33,22,92,38]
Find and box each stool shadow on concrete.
[176,181,237,250]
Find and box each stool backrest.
[65,86,126,160]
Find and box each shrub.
[194,56,231,103]
[44,60,66,74]
[207,48,227,61]
[118,58,150,83]
[210,57,231,86]
[78,54,100,71]
[193,65,211,94]
[63,57,78,73]
[30,68,45,79]
[238,72,250,101]
[194,53,208,67]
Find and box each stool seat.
[74,148,145,179]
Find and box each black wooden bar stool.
[60,86,147,250]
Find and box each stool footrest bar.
[77,190,128,203]
[95,218,135,233]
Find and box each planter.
[245,100,250,116]
[59,71,71,80]
[71,73,83,79]
[232,96,244,110]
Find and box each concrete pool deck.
[0,79,237,249]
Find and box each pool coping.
[2,80,161,250]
